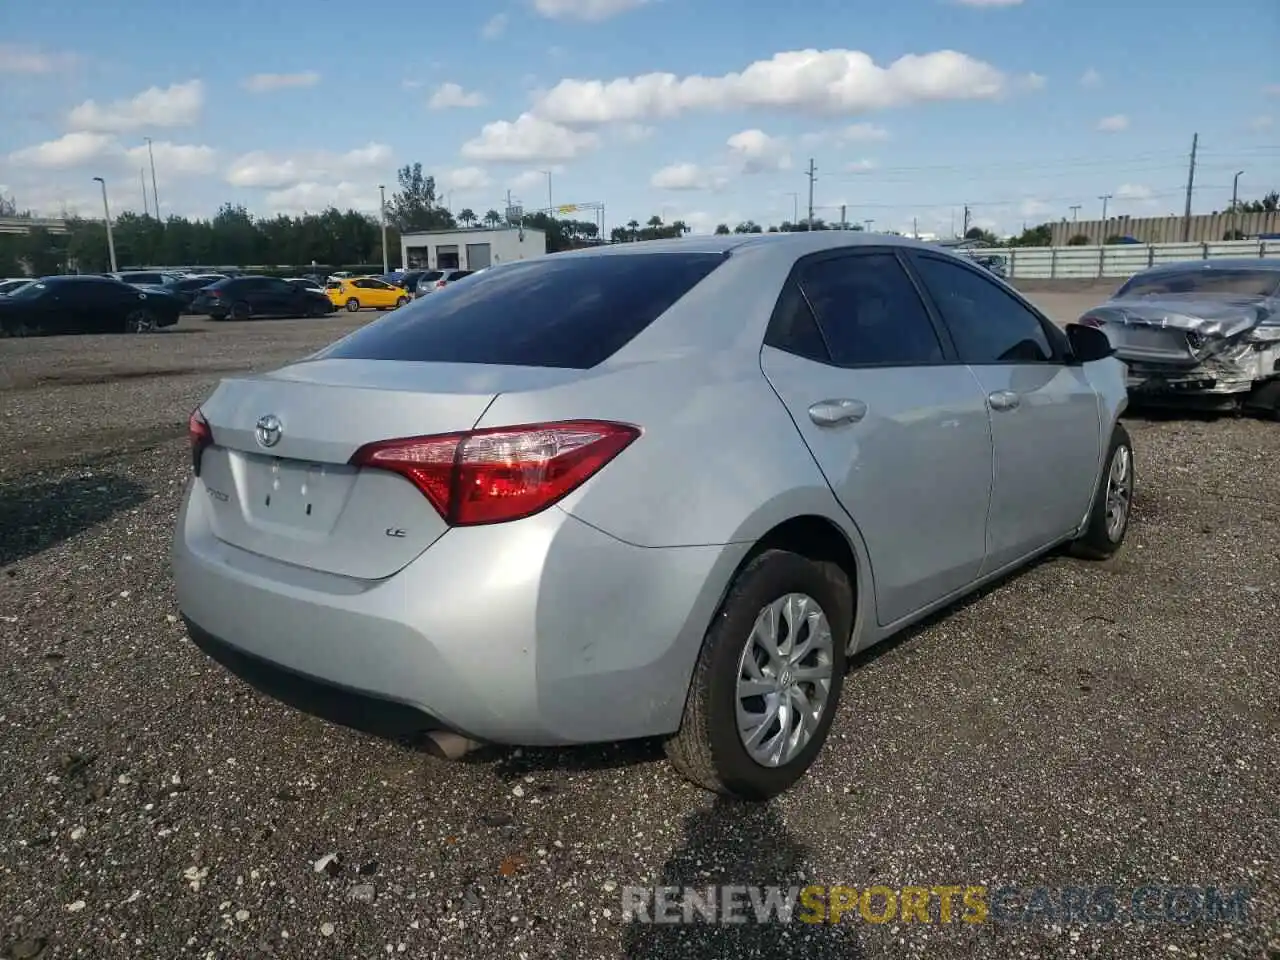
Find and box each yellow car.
[325,276,411,312]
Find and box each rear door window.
[317,251,728,368]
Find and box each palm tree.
[484,209,501,228]
[458,208,477,228]
[646,215,663,228]
[626,219,640,241]
[671,220,690,236]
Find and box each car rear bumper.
[172,479,746,745]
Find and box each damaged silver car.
[1077,259,1280,415]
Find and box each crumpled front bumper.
[1124,339,1280,397]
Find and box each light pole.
[786,191,798,225]
[541,170,552,216]
[93,177,118,272]
[1070,204,1081,222]
[1098,194,1112,241]
[1232,170,1244,238]
[145,137,159,220]
[378,184,389,275]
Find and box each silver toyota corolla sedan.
[173,231,1133,800]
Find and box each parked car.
[110,270,185,286]
[414,269,473,297]
[971,254,1007,279]
[284,277,329,298]
[324,276,411,312]
[0,274,183,335]
[0,278,33,295]
[135,274,227,313]
[174,232,1130,800]
[1077,258,1280,414]
[410,270,444,298]
[191,275,333,321]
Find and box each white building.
[399,226,547,272]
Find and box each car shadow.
[0,472,150,568]
[618,797,866,958]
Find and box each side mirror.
[1065,322,1114,364]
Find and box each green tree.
[714,223,730,235]
[458,208,477,228]
[387,163,455,232]
[1008,223,1052,247]
[483,209,501,228]
[1067,234,1091,246]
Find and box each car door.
[906,252,1102,572]
[759,248,994,627]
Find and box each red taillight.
[435,279,446,288]
[189,408,213,475]
[1078,315,1106,328]
[349,421,640,526]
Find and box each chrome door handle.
[808,398,867,426]
[987,390,1020,411]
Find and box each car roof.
[1128,257,1280,278]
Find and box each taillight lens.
[349,421,640,526]
[189,408,213,475]
[435,279,446,288]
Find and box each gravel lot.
[1,297,1277,959]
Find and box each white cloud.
[67,80,204,133]
[1080,67,1102,87]
[0,44,79,74]
[460,113,599,162]
[1020,73,1046,91]
[726,129,791,173]
[1115,183,1151,200]
[616,123,655,142]
[845,159,876,172]
[225,143,393,188]
[242,72,320,93]
[8,132,117,168]
[482,13,509,37]
[441,166,491,191]
[124,141,218,175]
[650,163,728,191]
[842,122,891,142]
[1097,113,1129,132]
[1250,115,1274,131]
[428,82,486,109]
[531,49,1010,126]
[507,167,564,191]
[531,0,651,20]
[264,181,378,215]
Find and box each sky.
[0,0,1277,239]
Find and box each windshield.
[1115,268,1280,299]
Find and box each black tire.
[123,308,156,333]
[1242,378,1280,422]
[229,301,252,321]
[665,549,852,800]
[1068,422,1134,560]
[345,298,360,313]
[395,296,410,308]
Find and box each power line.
[806,185,1230,212]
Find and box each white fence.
[999,239,1279,280]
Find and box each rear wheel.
[229,301,252,321]
[1069,423,1134,560]
[345,298,360,312]
[124,309,156,333]
[665,549,851,800]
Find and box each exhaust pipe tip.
[422,730,485,761]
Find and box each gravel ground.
[0,306,1277,959]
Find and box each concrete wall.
[997,238,1279,280]
[1049,211,1280,246]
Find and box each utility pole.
[839,204,846,230]
[1099,193,1112,227]
[93,176,117,272]
[1231,169,1244,239]
[378,184,389,274]
[140,168,149,217]
[1181,132,1197,242]
[805,159,816,230]
[912,216,918,239]
[962,205,971,237]
[786,192,798,225]
[145,136,159,221]
[542,170,552,215]
[1070,204,1081,222]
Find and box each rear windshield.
[1115,268,1280,299]
[417,271,443,282]
[316,251,728,368]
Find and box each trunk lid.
[194,359,582,580]
[1087,296,1267,366]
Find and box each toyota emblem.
[255,414,282,448]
